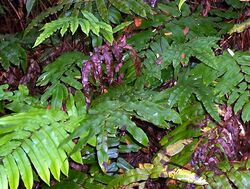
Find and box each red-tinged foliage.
[82,36,141,108]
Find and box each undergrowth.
[0,0,249,188]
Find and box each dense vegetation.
[0,0,249,188]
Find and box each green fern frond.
[0,109,82,189]
[0,36,27,71]
[163,37,219,69]
[214,51,250,122]
[37,51,87,109]
[24,4,64,36]
[63,85,181,172]
[205,160,250,189]
[108,0,131,14]
[96,0,109,22]
[108,0,153,17]
[184,50,250,122]
[37,51,86,86]
[155,73,220,122]
[34,12,114,47]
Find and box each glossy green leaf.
[26,0,36,15]
[3,154,20,189]
[22,140,51,185]
[51,83,68,109]
[113,21,133,33]
[0,165,8,189]
[108,0,131,14]
[70,17,79,34]
[242,101,250,122]
[96,0,109,22]
[178,0,187,10]
[82,11,100,35]
[13,148,33,189]
[32,132,61,181]
[126,120,149,146]
[61,76,82,90]
[97,132,109,172]
[234,92,248,113]
[79,19,90,35]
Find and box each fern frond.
[205,161,250,188]
[0,109,82,189]
[108,0,131,14]
[24,4,64,36]
[34,13,114,47]
[155,73,220,122]
[37,51,87,109]
[63,85,181,172]
[37,51,86,86]
[214,51,250,122]
[125,0,152,17]
[96,0,109,22]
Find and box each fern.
[107,139,207,188]
[96,0,109,22]
[190,51,250,122]
[24,4,64,36]
[152,71,221,122]
[227,52,250,122]
[0,108,82,189]
[0,85,85,189]
[63,85,181,172]
[32,0,154,47]
[201,153,250,188]
[0,35,27,71]
[37,51,87,109]
[34,11,113,47]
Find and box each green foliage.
[0,35,27,71]
[64,85,181,172]
[0,85,42,113]
[34,11,113,46]
[24,4,64,36]
[1,0,250,188]
[155,72,220,122]
[0,85,85,189]
[27,0,153,47]
[108,139,207,188]
[0,108,82,188]
[37,51,87,109]
[204,160,250,189]
[189,51,250,122]
[42,169,113,189]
